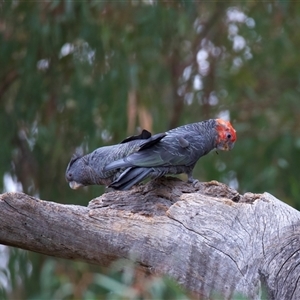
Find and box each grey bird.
[104,119,237,190]
[65,130,166,189]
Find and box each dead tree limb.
[0,178,299,299]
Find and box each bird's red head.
[215,119,237,151]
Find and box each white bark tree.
[0,178,299,299]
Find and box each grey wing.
[105,134,206,171]
[120,129,152,144]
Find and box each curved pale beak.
[218,141,235,151]
[227,142,235,151]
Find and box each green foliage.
[2,1,300,298]
[0,254,191,300]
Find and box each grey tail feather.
[109,167,152,190]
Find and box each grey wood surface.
[0,177,299,299]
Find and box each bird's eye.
[227,134,231,139]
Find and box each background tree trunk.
[0,178,299,299]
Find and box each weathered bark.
[0,177,299,299]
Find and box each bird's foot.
[187,177,200,187]
[104,186,115,193]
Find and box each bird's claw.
[187,177,200,187]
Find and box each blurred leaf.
[2,1,300,298]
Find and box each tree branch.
[0,178,299,299]
[0,69,19,99]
